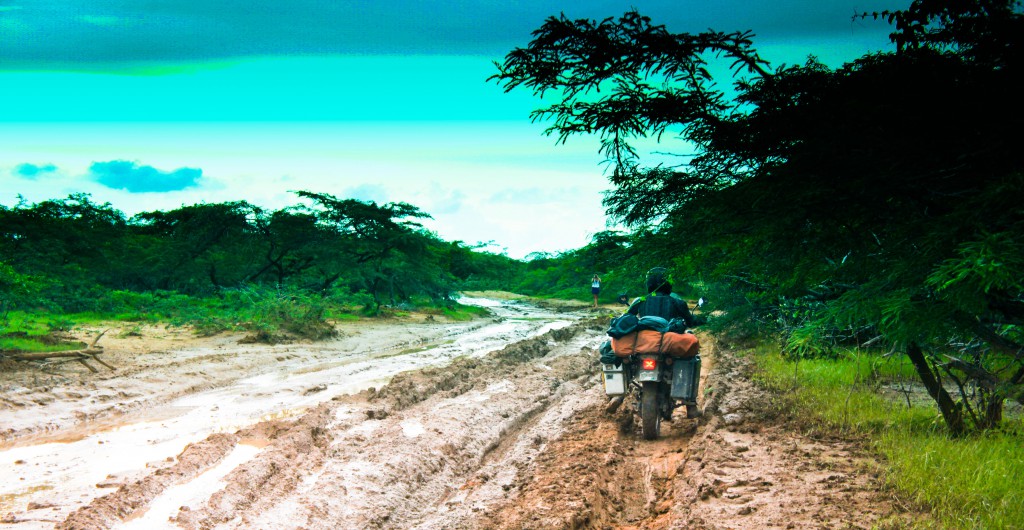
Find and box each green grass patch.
[879,428,1024,529]
[750,345,1024,530]
[752,348,938,435]
[414,302,490,321]
[0,335,83,353]
[441,304,491,321]
[0,311,102,352]
[328,312,361,322]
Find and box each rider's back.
[627,293,693,325]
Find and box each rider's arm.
[673,297,697,327]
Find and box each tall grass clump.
[879,428,1024,529]
[751,345,1024,530]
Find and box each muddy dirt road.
[2,296,916,529]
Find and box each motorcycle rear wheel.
[640,381,661,440]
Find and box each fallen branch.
[3,330,114,372]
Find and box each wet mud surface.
[1,297,924,529]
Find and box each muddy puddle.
[0,297,584,529]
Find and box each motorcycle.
[601,318,702,440]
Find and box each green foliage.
[927,230,1024,313]
[242,287,336,340]
[0,262,51,313]
[510,230,669,306]
[752,345,1024,529]
[0,191,521,347]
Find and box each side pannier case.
[670,355,701,403]
[602,362,628,395]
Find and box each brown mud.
[1,299,926,529]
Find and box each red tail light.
[641,358,657,371]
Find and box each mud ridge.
[170,404,336,529]
[370,318,605,412]
[56,432,240,529]
[468,354,700,530]
[0,318,487,444]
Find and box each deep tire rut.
[469,393,698,530]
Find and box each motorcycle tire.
[640,381,661,440]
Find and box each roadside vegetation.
[0,191,525,350]
[750,344,1023,529]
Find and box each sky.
[0,0,905,259]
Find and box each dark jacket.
[627,293,696,328]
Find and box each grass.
[0,311,99,352]
[0,335,82,353]
[879,429,1024,529]
[442,304,491,321]
[750,345,1024,530]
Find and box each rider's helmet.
[645,267,672,294]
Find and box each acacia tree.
[0,194,131,309]
[131,202,256,292]
[294,191,442,310]
[243,206,323,289]
[493,0,1024,434]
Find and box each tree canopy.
[493,0,1024,434]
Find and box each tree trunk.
[981,388,1004,429]
[906,342,965,436]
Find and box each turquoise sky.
[0,0,904,258]
[1,55,538,122]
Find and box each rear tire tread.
[640,381,660,440]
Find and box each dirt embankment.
[5,306,927,529]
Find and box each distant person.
[591,274,601,308]
[698,297,705,308]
